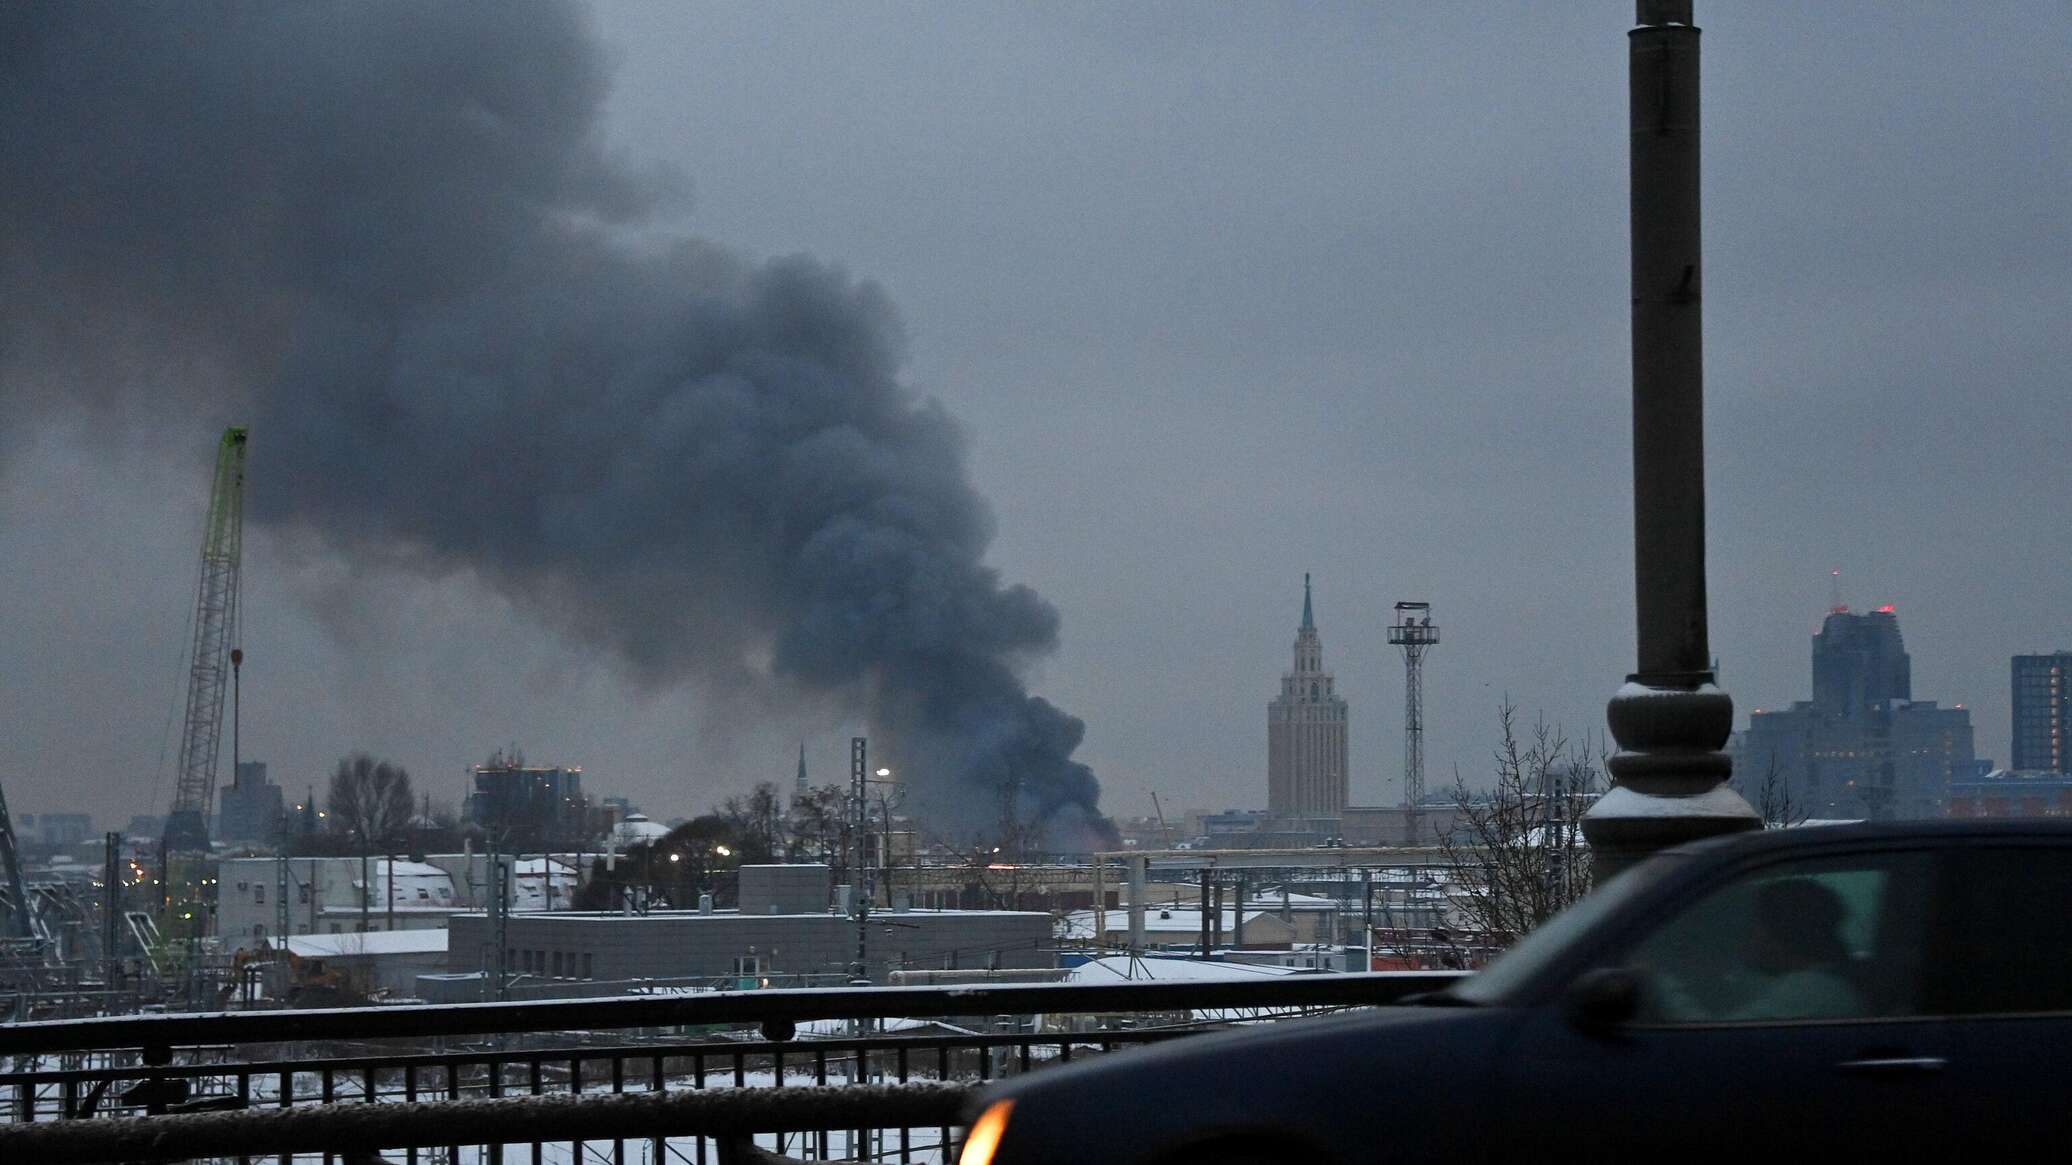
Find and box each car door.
[1917,840,2072,1155]
[1497,846,1964,1158]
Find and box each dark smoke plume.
[1,3,1111,847]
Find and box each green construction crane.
[162,426,248,855]
[0,780,31,940]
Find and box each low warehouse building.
[446,864,1052,984]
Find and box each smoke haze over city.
[2,3,2065,831]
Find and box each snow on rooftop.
[1067,955,1301,984]
[277,930,449,958]
[1057,907,1284,940]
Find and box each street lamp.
[1583,0,1759,876]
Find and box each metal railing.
[0,971,1463,1164]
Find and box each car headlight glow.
[958,1099,1015,1165]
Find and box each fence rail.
[1,970,1465,1163]
[0,971,1460,1056]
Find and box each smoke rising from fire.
[0,3,1110,846]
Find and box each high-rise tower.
[2012,652,2072,773]
[1740,601,1973,820]
[1268,574,1350,818]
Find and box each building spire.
[795,741,808,794]
[1301,572,1314,630]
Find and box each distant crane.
[161,427,249,856]
[1388,601,1440,844]
[1150,791,1171,846]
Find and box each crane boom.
[0,780,31,939]
[162,426,248,854]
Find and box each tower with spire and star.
[1268,574,1351,818]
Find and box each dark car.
[960,821,2072,1162]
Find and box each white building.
[215,852,583,949]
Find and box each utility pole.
[358,834,370,932]
[104,831,124,970]
[1361,870,1374,972]
[1583,0,1760,876]
[488,843,510,1001]
[273,851,289,939]
[849,737,871,983]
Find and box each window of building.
[582,953,594,980]
[255,884,266,903]
[298,884,311,904]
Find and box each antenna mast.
[1388,602,1440,844]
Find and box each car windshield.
[1449,855,1680,1005]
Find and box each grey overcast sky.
[2,3,2066,828]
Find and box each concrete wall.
[738,864,830,915]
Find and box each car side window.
[1928,846,2072,1016]
[1621,851,1933,1024]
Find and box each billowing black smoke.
[0,3,1112,848]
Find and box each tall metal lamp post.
[1582,0,1761,878]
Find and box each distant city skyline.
[4,5,2066,826]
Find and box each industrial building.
[446,864,1051,985]
[466,753,588,849]
[1947,769,2072,819]
[215,852,579,947]
[1738,604,1976,820]
[216,761,283,844]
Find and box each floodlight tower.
[1388,602,1440,843]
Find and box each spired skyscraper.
[1268,574,1350,818]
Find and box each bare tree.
[1438,703,1602,945]
[325,753,415,847]
[719,782,785,864]
[1735,750,1805,829]
[786,783,848,869]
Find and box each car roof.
[1667,817,2072,861]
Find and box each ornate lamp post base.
[1587,679,1758,879]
